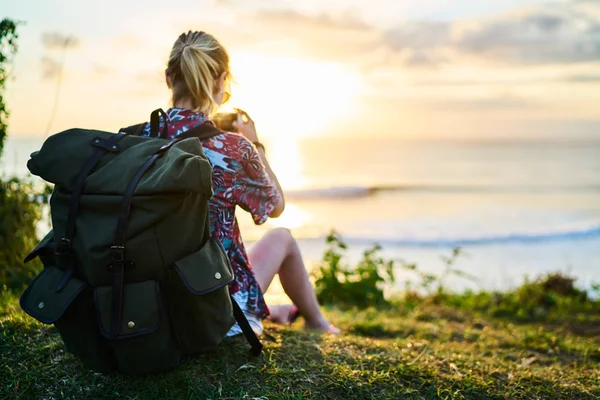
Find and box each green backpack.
[19,109,262,374]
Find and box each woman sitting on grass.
[141,30,339,336]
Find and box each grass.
[2,287,599,400]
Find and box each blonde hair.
[167,31,230,116]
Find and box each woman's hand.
[232,109,259,143]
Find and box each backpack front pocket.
[94,280,181,374]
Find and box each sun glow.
[267,137,307,190]
[226,51,361,139]
[222,52,358,191]
[265,203,311,230]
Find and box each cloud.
[383,21,450,51]
[377,2,600,66]
[441,94,538,111]
[241,2,600,69]
[210,8,380,63]
[408,70,600,87]
[564,73,600,82]
[402,49,443,68]
[41,32,80,50]
[252,9,370,31]
[455,9,600,64]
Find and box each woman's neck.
[172,97,211,116]
[172,98,195,110]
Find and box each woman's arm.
[233,109,285,218]
[254,145,285,217]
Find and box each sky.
[3,0,600,141]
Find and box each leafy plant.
[0,178,49,288]
[443,272,600,324]
[313,231,395,308]
[398,247,476,300]
[591,282,600,298]
[0,18,20,157]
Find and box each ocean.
[4,135,600,298]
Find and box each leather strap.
[150,109,170,139]
[107,256,125,339]
[112,152,162,253]
[56,132,127,293]
[64,133,128,244]
[231,296,263,356]
[119,123,146,136]
[107,150,162,339]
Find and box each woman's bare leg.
[249,228,337,332]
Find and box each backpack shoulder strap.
[231,296,263,356]
[178,123,223,141]
[119,123,146,136]
[119,121,222,140]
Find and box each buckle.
[55,238,72,256]
[110,245,125,262]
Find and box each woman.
[141,31,339,336]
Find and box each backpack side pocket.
[166,237,235,355]
[20,266,118,373]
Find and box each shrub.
[313,231,395,308]
[0,178,48,288]
[444,272,600,323]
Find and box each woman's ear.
[165,69,172,89]
[216,71,227,93]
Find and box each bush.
[0,178,48,288]
[443,272,600,323]
[313,231,395,308]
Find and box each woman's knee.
[267,227,294,250]
[268,227,292,241]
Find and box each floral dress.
[140,108,281,335]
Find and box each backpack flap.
[172,238,234,295]
[95,280,163,339]
[20,266,86,324]
[24,230,56,265]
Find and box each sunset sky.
[3,0,600,141]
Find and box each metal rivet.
[38,302,45,309]
[112,145,117,150]
[94,139,100,143]
[128,321,135,329]
[214,272,222,280]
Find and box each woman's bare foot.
[266,304,300,325]
[304,317,341,334]
[269,305,340,333]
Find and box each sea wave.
[294,224,600,247]
[284,184,600,199]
